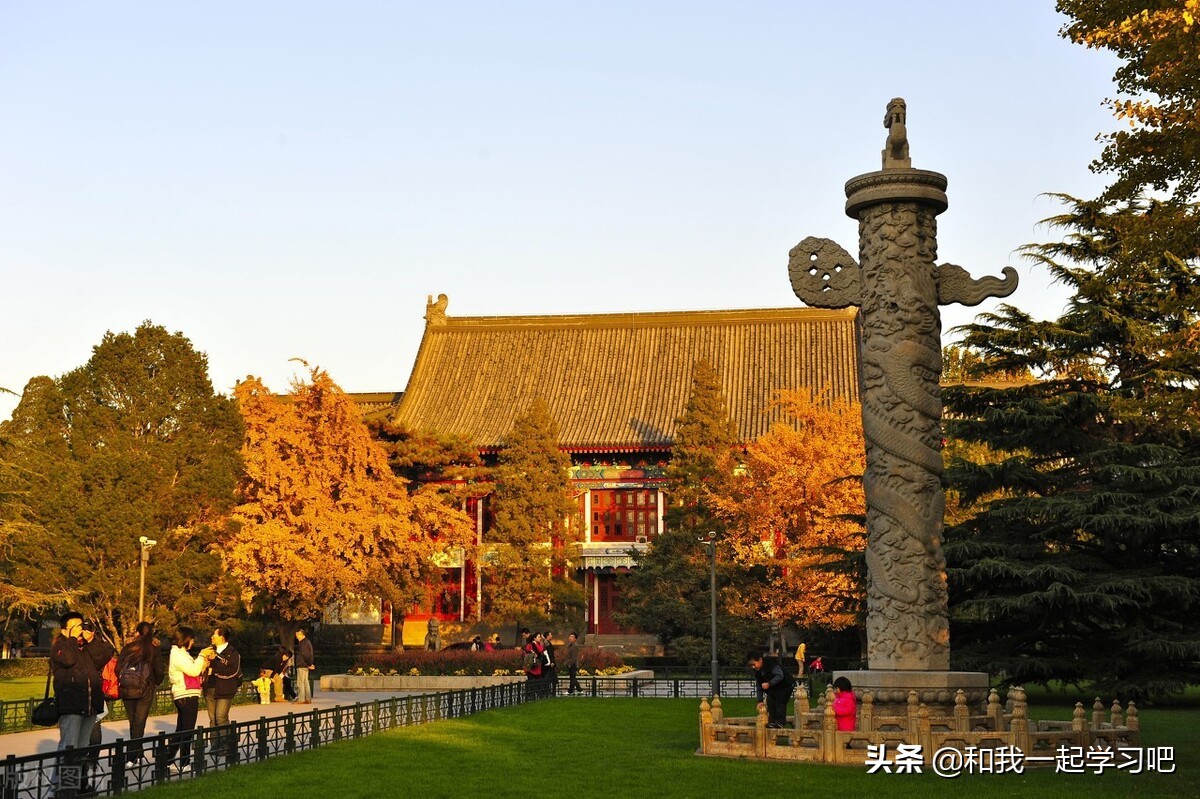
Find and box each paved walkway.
[0,691,422,760]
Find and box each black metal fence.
[0,678,758,799]
[0,684,261,737]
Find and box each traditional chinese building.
[387,296,861,638]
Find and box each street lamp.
[698,531,719,698]
[138,536,157,622]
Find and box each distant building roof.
[391,299,860,452]
[346,391,404,421]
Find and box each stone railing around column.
[697,685,1140,765]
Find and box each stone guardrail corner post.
[987,688,1003,731]
[917,703,933,755]
[859,690,874,732]
[821,696,837,763]
[1110,699,1123,729]
[790,98,1015,715]
[1072,701,1088,744]
[1092,697,1105,729]
[755,702,769,758]
[953,689,969,733]
[699,698,713,754]
[793,682,809,730]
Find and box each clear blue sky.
[1,1,1118,419]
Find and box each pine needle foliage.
[486,398,583,630]
[0,323,244,644]
[944,196,1200,699]
[617,361,767,661]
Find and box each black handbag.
[31,662,58,727]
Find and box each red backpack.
[101,656,120,700]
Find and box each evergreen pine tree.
[1,324,245,643]
[617,361,768,663]
[944,1,1200,700]
[487,399,583,629]
[944,197,1200,698]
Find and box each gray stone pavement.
[0,691,423,759]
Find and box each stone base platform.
[833,669,990,714]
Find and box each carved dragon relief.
[786,99,1020,671]
[789,237,1018,309]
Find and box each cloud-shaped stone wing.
[788,236,862,309]
[935,264,1019,307]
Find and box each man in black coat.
[749,653,795,729]
[80,621,116,786]
[50,612,106,792]
[293,629,315,704]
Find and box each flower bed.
[350,647,630,677]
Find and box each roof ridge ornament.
[882,97,912,170]
[425,293,449,326]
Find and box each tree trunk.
[275,618,303,649]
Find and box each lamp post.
[699,531,719,698]
[137,536,157,622]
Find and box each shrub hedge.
[0,658,50,678]
[352,647,626,676]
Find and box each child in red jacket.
[832,676,857,731]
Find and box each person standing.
[264,646,292,702]
[202,625,241,759]
[541,631,557,695]
[749,653,794,729]
[832,676,858,732]
[293,629,315,704]
[521,632,544,691]
[80,620,116,787]
[49,612,105,794]
[165,627,208,772]
[117,622,164,765]
[563,632,582,696]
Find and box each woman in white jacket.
[164,626,212,771]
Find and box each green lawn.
[0,676,46,702]
[134,697,1196,799]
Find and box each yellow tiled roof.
[393,305,861,451]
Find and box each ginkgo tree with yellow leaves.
[710,390,867,641]
[222,367,475,642]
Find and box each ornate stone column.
[789,98,1016,708]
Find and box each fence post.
[590,677,597,698]
[257,717,269,761]
[194,729,207,776]
[310,709,320,749]
[153,731,170,782]
[353,704,363,738]
[110,738,127,793]
[632,678,640,698]
[2,753,17,799]
[333,707,343,742]
[285,712,295,754]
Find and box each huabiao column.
[789,99,1016,704]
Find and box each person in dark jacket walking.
[749,653,795,728]
[562,632,583,695]
[49,612,106,792]
[202,625,242,759]
[117,622,164,765]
